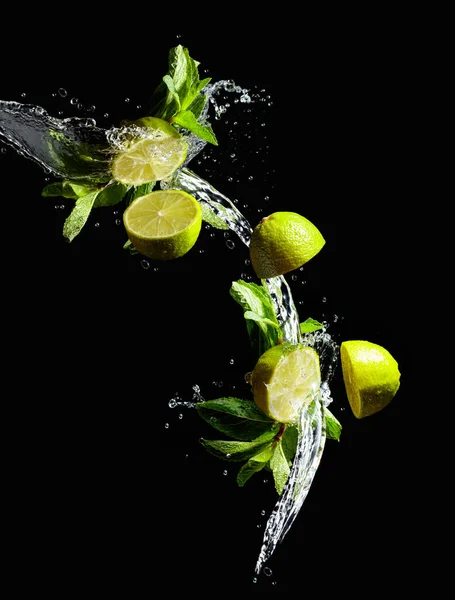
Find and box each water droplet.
[125,97,130,103]
[226,239,235,250]
[176,34,182,39]
[263,567,273,577]
[58,88,67,98]
[168,399,177,408]
[244,372,252,383]
[322,297,327,303]
[299,266,304,271]
[141,259,150,270]
[51,92,57,98]
[115,218,121,226]
[20,92,26,98]
[272,581,277,586]
[261,510,266,516]
[263,478,268,484]
[70,97,78,105]
[58,111,64,116]
[1,147,7,154]
[264,196,270,201]
[104,113,109,119]
[77,103,84,110]
[226,453,231,458]
[136,105,142,110]
[199,248,205,254]
[244,258,251,266]
[223,470,228,476]
[165,423,169,429]
[153,267,159,272]
[178,413,183,420]
[257,524,262,528]
[229,358,234,365]
[199,437,204,443]
[291,274,298,281]
[340,407,346,412]
[253,578,258,584]
[89,105,96,112]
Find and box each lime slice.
[340,340,400,419]
[112,117,187,185]
[251,344,321,423]
[123,190,202,260]
[249,212,325,279]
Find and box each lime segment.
[123,190,202,260]
[112,117,187,185]
[251,344,321,423]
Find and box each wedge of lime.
[251,344,321,423]
[112,117,187,185]
[340,340,400,418]
[123,190,202,260]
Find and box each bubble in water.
[253,578,258,584]
[104,113,109,119]
[20,92,26,98]
[322,297,327,303]
[70,98,78,105]
[58,88,67,98]
[261,510,266,516]
[257,524,262,528]
[168,398,177,408]
[165,423,169,429]
[140,259,150,270]
[226,239,235,249]
[178,413,183,420]
[1,147,7,154]
[115,219,122,226]
[263,567,273,577]
[77,103,83,110]
[223,470,228,476]
[125,98,130,103]
[291,274,298,281]
[229,358,234,365]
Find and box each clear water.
[0,80,339,577]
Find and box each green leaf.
[42,180,93,199]
[325,407,342,441]
[187,89,209,119]
[172,110,218,145]
[200,202,230,230]
[162,75,181,110]
[123,239,139,255]
[196,397,280,441]
[237,446,274,487]
[230,280,281,355]
[63,190,99,242]
[124,181,156,206]
[281,424,298,464]
[200,438,274,462]
[270,442,291,495]
[93,183,129,208]
[300,318,324,334]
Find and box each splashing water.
[1,80,339,575]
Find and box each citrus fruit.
[340,340,400,419]
[112,117,187,185]
[249,212,325,279]
[251,343,321,423]
[123,190,202,260]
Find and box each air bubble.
[168,399,177,408]
[58,88,67,97]
[20,92,26,98]
[229,358,234,365]
[1,147,7,154]
[178,413,183,420]
[141,259,150,270]
[322,297,327,303]
[261,510,266,516]
[164,423,169,429]
[253,578,258,584]
[263,567,272,577]
[291,274,298,281]
[104,113,109,119]
[115,219,121,226]
[70,98,78,105]
[226,240,235,249]
[223,470,228,476]
[257,524,261,528]
[125,98,130,103]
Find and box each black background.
[2,14,416,595]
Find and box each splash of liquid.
[1,81,338,575]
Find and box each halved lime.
[112,117,187,185]
[249,212,325,279]
[123,190,202,260]
[251,344,321,423]
[340,340,401,418]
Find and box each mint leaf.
[173,110,218,145]
[42,180,93,199]
[187,93,208,120]
[200,438,274,462]
[150,45,210,121]
[325,407,342,441]
[237,446,274,487]
[124,181,156,206]
[230,280,281,355]
[281,424,298,463]
[63,190,99,242]
[300,318,324,334]
[196,397,280,441]
[200,202,230,230]
[94,183,129,208]
[270,442,291,495]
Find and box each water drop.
[244,372,252,383]
[104,113,109,119]
[226,453,231,458]
[322,297,327,303]
[261,510,266,516]
[264,196,270,201]
[89,105,96,112]
[20,92,26,98]
[115,219,122,226]
[51,92,57,98]
[199,248,205,254]
[263,567,273,577]
[291,274,298,281]
[263,478,268,484]
[340,407,346,412]
[1,147,7,154]
[168,398,177,408]
[178,413,183,420]
[253,578,258,584]
[229,358,234,365]
[136,105,142,110]
[70,97,78,105]
[165,423,170,429]
[153,267,159,272]
[257,524,262,528]
[58,111,64,116]
[124,97,130,103]
[226,239,235,250]
[141,259,150,270]
[244,258,251,266]
[199,437,204,443]
[223,470,228,476]
[58,88,67,98]
[272,581,277,586]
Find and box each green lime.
[251,343,321,423]
[249,212,325,279]
[112,117,187,185]
[340,340,401,419]
[123,190,202,260]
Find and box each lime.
[340,340,401,419]
[112,117,187,185]
[123,190,202,260]
[249,212,325,279]
[251,343,321,423]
